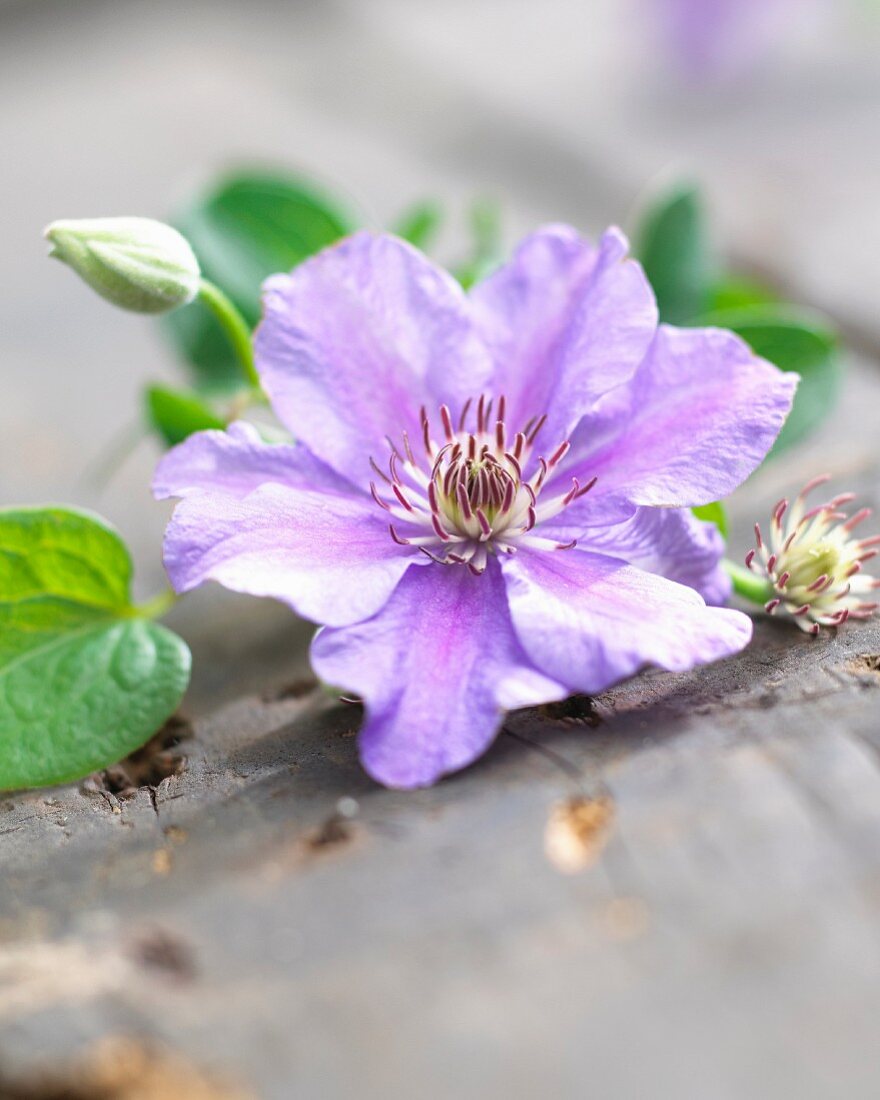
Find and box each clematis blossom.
[649,0,804,80]
[154,227,796,788]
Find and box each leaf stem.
[135,588,179,621]
[197,279,260,390]
[724,559,774,607]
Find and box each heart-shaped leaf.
[635,184,713,325]
[0,508,191,790]
[164,169,357,386]
[702,305,840,455]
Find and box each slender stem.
[724,559,775,607]
[134,588,179,621]
[197,278,260,389]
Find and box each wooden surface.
[2,1,880,1096]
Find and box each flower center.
[370,395,594,574]
[746,475,880,634]
[784,540,841,591]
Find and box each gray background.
[2,1,880,1096]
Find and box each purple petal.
[557,324,797,518]
[255,232,494,483]
[311,559,566,789]
[153,421,360,502]
[162,481,420,627]
[470,225,657,442]
[502,547,751,693]
[576,507,731,605]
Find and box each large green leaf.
[635,184,713,325]
[164,169,358,385]
[703,305,840,455]
[0,508,191,789]
[145,383,225,447]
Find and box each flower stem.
[135,588,179,621]
[197,278,260,390]
[724,559,774,607]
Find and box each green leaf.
[0,507,191,790]
[146,383,225,447]
[164,169,358,385]
[707,276,778,314]
[691,501,728,538]
[635,183,713,325]
[703,305,841,455]
[393,201,443,251]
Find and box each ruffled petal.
[153,421,359,502]
[162,481,420,627]
[255,232,494,482]
[557,324,797,519]
[502,546,751,693]
[470,225,657,441]
[311,559,566,788]
[545,506,730,605]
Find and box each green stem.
[135,588,179,621]
[197,278,260,390]
[724,560,775,607]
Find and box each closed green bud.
[44,217,201,314]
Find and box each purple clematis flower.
[154,226,796,788]
[650,0,802,80]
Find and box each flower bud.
[44,217,201,314]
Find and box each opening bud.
[44,217,201,314]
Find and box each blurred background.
[3,2,880,1096]
[5,0,880,585]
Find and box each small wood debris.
[544,795,615,874]
[83,715,193,802]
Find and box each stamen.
[392,484,414,512]
[370,456,392,485]
[431,514,454,542]
[440,405,455,443]
[527,414,547,445]
[372,397,597,573]
[370,482,391,511]
[548,441,571,469]
[844,507,872,532]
